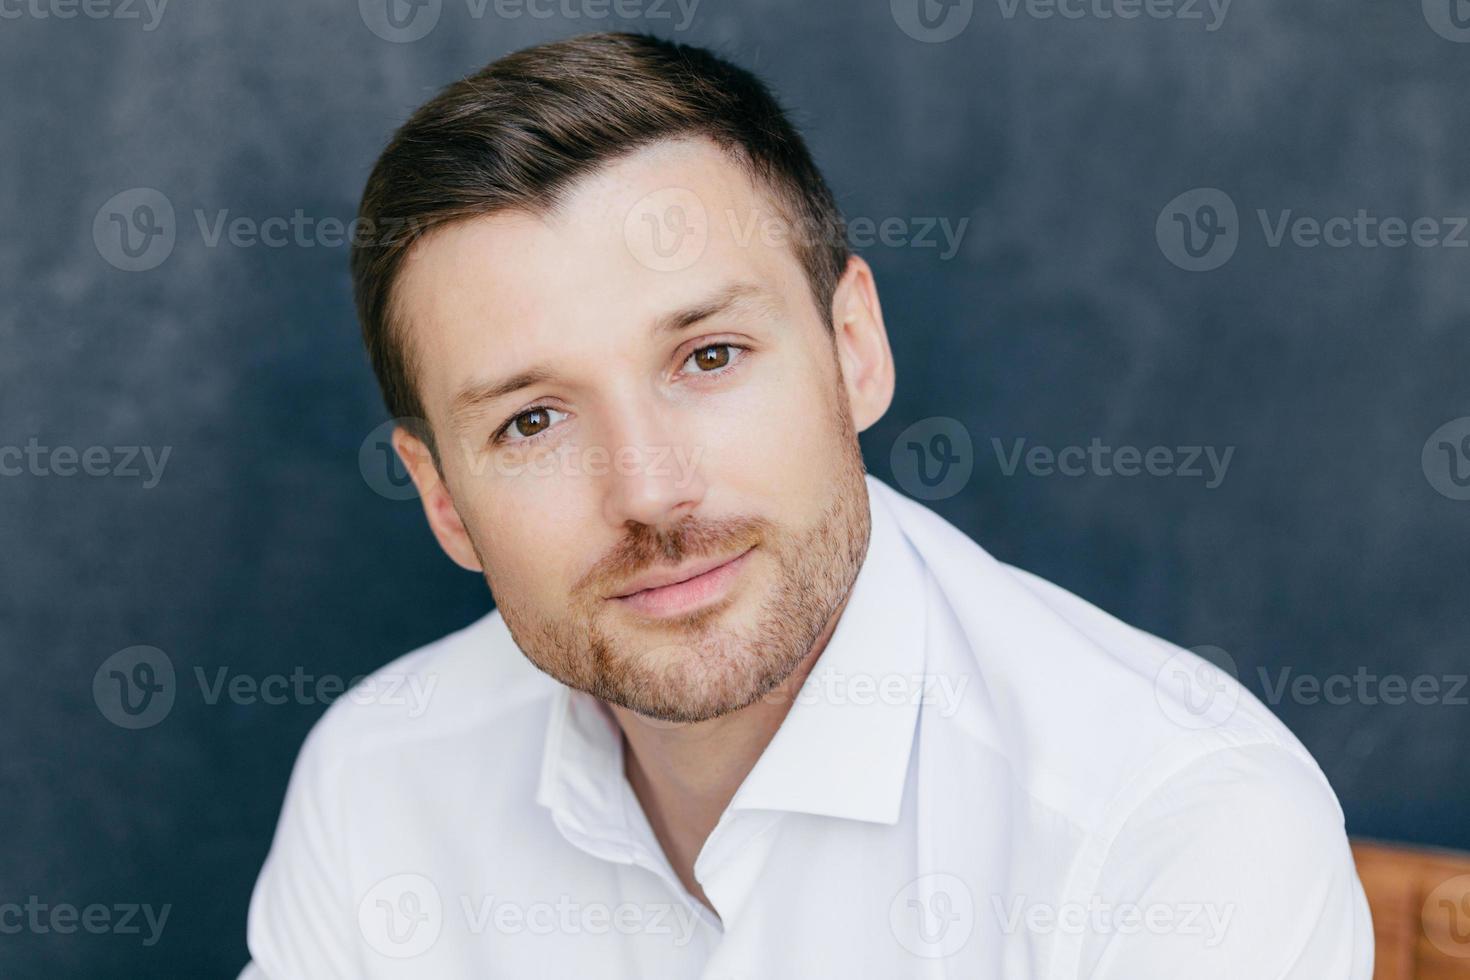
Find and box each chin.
[599,627,799,724]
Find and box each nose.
[598,396,707,530]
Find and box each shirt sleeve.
[244,722,362,979]
[1074,742,1374,980]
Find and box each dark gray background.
[3,0,1468,974]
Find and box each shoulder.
[288,607,556,786]
[245,609,557,974]
[999,558,1337,826]
[869,479,1372,975]
[872,478,1340,830]
[1062,741,1373,978]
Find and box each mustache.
[577,515,772,599]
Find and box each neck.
[605,591,851,913]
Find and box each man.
[243,32,1373,978]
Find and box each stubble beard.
[491,396,872,724]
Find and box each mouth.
[609,546,755,619]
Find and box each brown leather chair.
[1352,839,1470,979]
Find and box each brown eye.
[691,344,731,371]
[513,409,551,438]
[495,405,567,445]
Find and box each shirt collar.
[536,475,930,841]
[725,476,928,824]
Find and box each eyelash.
[490,342,750,446]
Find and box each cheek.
[691,350,847,505]
[457,471,593,609]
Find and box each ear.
[829,255,896,433]
[392,424,484,573]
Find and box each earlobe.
[830,256,896,433]
[392,425,484,573]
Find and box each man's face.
[391,137,887,723]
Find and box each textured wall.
[2,0,1468,974]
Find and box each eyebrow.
[651,280,776,336]
[446,280,781,432]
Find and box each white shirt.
[242,475,1374,979]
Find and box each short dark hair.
[350,32,850,440]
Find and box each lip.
[610,547,754,618]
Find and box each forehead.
[391,137,813,415]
